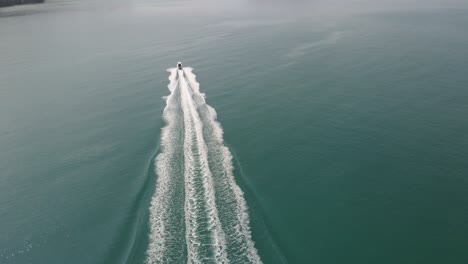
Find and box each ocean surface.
[1,0,468,263]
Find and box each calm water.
[1,1,468,263]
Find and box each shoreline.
[0,0,44,8]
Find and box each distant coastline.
[0,0,44,8]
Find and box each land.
[0,0,44,8]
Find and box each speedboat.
[177,62,183,70]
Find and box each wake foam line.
[146,69,186,264]
[179,70,229,264]
[184,69,262,263]
[147,67,262,263]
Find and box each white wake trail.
[146,69,186,264]
[179,70,228,264]
[184,69,262,263]
[147,67,262,264]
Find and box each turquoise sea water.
[1,1,468,263]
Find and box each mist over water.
[1,0,468,263]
